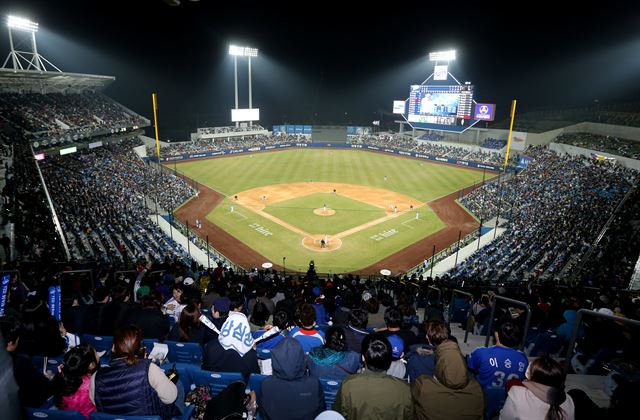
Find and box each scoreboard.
[407,84,474,131]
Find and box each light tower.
[2,16,61,72]
[228,45,258,127]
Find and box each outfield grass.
[174,149,489,202]
[263,193,385,235]
[174,149,491,272]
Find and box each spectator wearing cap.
[289,303,325,353]
[201,296,231,344]
[308,327,361,380]
[385,334,406,379]
[334,333,413,420]
[362,292,385,329]
[344,309,369,353]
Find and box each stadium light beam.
[7,16,38,32]
[429,50,456,62]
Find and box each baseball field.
[171,148,493,274]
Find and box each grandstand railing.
[447,289,475,343]
[564,309,640,369]
[169,217,246,274]
[405,230,480,278]
[484,295,532,351]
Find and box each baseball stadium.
[1,2,640,420]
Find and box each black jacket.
[128,307,170,340]
[202,337,259,380]
[259,337,325,420]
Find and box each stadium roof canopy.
[0,68,114,94]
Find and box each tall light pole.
[2,16,61,72]
[228,45,258,127]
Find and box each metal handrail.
[484,295,532,350]
[564,309,640,369]
[447,289,475,343]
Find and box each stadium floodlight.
[7,16,38,32]
[228,44,258,127]
[228,45,258,57]
[3,15,61,72]
[429,50,456,62]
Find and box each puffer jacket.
[412,340,484,420]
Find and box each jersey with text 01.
[467,346,529,389]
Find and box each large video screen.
[407,85,474,132]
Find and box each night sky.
[3,1,639,139]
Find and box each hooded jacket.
[260,337,325,420]
[412,340,484,420]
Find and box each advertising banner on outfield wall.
[510,131,528,151]
[158,143,502,172]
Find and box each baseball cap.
[136,286,150,297]
[312,287,322,297]
[183,277,195,286]
[213,297,231,313]
[387,334,404,359]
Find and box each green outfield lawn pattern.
[263,192,386,235]
[208,198,445,273]
[173,149,489,202]
[173,149,493,272]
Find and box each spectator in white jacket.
[500,355,575,420]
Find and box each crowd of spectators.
[0,257,637,419]
[415,132,444,141]
[158,133,310,157]
[0,92,147,147]
[354,134,507,166]
[41,138,195,264]
[455,146,637,284]
[480,137,507,149]
[196,125,265,135]
[555,132,640,160]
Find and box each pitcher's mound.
[302,235,342,251]
[313,208,336,216]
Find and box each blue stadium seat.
[89,413,161,420]
[484,386,506,420]
[164,341,203,365]
[26,408,86,420]
[527,332,564,357]
[319,378,342,410]
[247,373,268,402]
[81,335,114,353]
[189,369,244,397]
[257,348,272,360]
[30,354,66,374]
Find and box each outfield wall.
[158,142,503,172]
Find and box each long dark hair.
[53,344,98,405]
[113,325,145,365]
[178,304,201,340]
[529,355,568,420]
